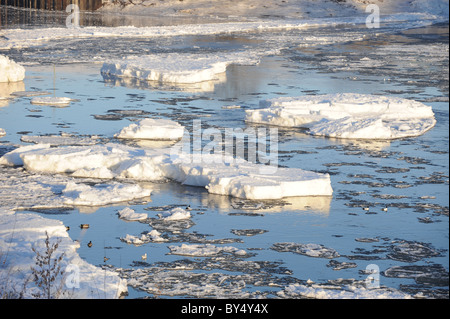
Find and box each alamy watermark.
[170,120,279,175]
[365,264,381,289]
[66,4,80,29]
[366,4,381,29]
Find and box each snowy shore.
[100,0,449,20]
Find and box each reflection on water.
[102,62,268,98]
[140,181,332,216]
[0,80,25,107]
[102,71,227,94]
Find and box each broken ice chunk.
[158,207,191,221]
[30,96,74,107]
[246,93,436,139]
[62,181,152,206]
[118,207,148,221]
[0,55,25,82]
[115,118,185,140]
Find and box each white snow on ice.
[0,142,333,200]
[61,181,152,206]
[122,230,166,245]
[245,93,436,139]
[0,210,127,298]
[0,21,312,50]
[30,96,74,107]
[21,134,100,146]
[158,207,191,221]
[102,52,260,84]
[168,243,248,257]
[279,283,413,299]
[117,207,148,221]
[115,118,185,140]
[0,55,25,83]
[101,0,449,21]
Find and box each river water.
[0,6,448,298]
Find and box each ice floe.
[158,207,191,221]
[21,134,100,146]
[0,55,25,83]
[101,52,259,84]
[117,207,148,221]
[0,211,127,298]
[115,118,185,140]
[61,181,152,206]
[245,93,436,139]
[0,128,5,137]
[279,283,413,299]
[168,244,248,257]
[271,242,340,259]
[30,96,75,107]
[0,143,333,200]
[122,229,167,245]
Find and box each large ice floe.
[0,55,25,83]
[0,210,127,298]
[0,141,332,200]
[245,93,436,139]
[101,52,260,85]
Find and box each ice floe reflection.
[0,81,25,107]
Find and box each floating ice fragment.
[280,283,412,299]
[0,55,25,82]
[158,207,191,221]
[21,134,99,146]
[10,90,51,97]
[0,128,5,137]
[62,181,152,206]
[115,118,185,140]
[246,93,436,139]
[168,244,247,257]
[122,229,166,245]
[30,96,74,107]
[271,242,340,259]
[118,207,148,221]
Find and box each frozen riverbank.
[100,0,449,20]
[0,209,127,298]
